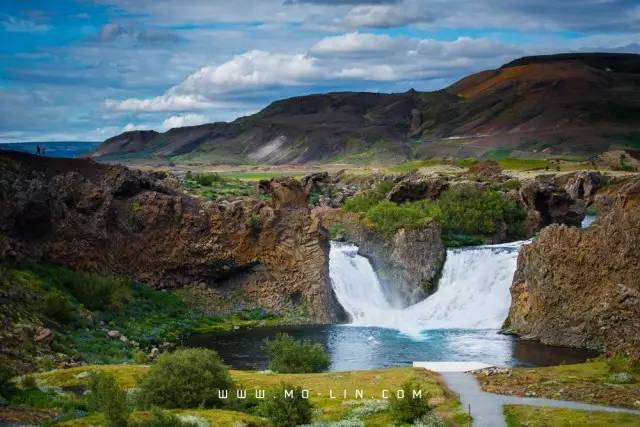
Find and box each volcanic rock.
[0,150,345,323]
[505,176,640,358]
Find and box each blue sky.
[1,0,638,142]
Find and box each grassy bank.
[0,264,294,370]
[504,405,640,427]
[343,181,526,246]
[476,359,640,409]
[32,365,469,426]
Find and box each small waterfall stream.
[329,240,525,336]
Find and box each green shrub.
[58,270,132,311]
[0,365,16,401]
[139,348,233,409]
[343,181,393,213]
[129,408,200,427]
[256,384,312,427]
[42,288,74,322]
[389,380,430,423]
[328,223,348,240]
[606,356,640,375]
[435,186,526,240]
[264,333,329,373]
[192,173,223,186]
[88,371,131,427]
[132,350,149,365]
[343,191,383,214]
[21,374,37,389]
[364,200,435,236]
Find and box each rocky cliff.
[0,150,345,323]
[505,175,640,358]
[314,207,445,307]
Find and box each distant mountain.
[91,53,640,164]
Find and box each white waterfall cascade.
[329,240,526,336]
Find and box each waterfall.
[329,240,525,336]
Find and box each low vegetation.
[32,365,469,426]
[180,172,259,201]
[476,358,640,409]
[255,384,312,427]
[389,380,431,423]
[0,263,291,371]
[139,349,233,409]
[344,182,526,245]
[264,333,330,373]
[88,371,130,427]
[504,405,640,427]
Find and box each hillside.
[91,53,640,164]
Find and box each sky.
[1,0,639,143]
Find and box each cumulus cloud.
[161,113,209,130]
[104,94,216,112]
[1,16,51,33]
[98,23,179,44]
[344,4,431,28]
[106,50,321,112]
[311,32,397,56]
[176,50,320,94]
[104,34,522,113]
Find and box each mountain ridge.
[91,52,640,164]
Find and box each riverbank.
[0,263,306,373]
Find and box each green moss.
[482,148,512,160]
[328,223,348,240]
[389,159,443,173]
[364,200,436,236]
[496,158,549,170]
[504,405,640,427]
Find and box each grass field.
[36,365,470,426]
[504,405,640,427]
[476,359,640,409]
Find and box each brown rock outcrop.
[0,150,345,323]
[466,160,503,179]
[387,176,448,203]
[518,177,584,233]
[505,176,640,358]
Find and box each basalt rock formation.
[0,150,345,323]
[314,207,445,307]
[505,175,640,358]
[518,176,586,233]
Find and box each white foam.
[329,240,526,335]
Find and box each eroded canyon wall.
[505,176,640,358]
[0,150,345,323]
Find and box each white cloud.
[344,5,429,28]
[337,64,397,80]
[104,94,216,112]
[176,50,320,94]
[105,50,320,113]
[1,16,51,33]
[161,113,209,130]
[311,32,396,56]
[122,123,152,132]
